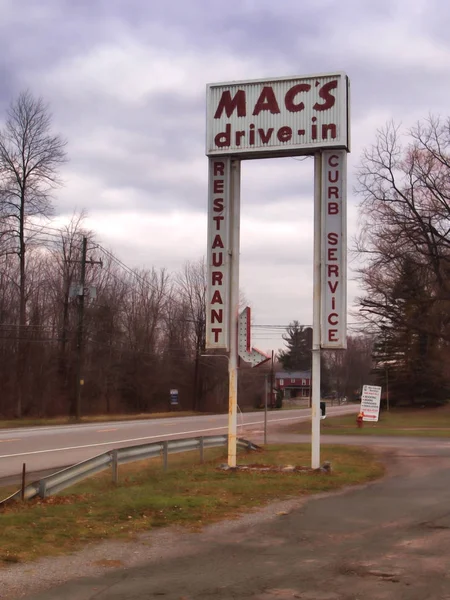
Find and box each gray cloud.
[1,0,449,349]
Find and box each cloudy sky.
[1,0,449,352]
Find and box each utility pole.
[74,236,102,421]
[386,366,390,412]
[384,330,390,412]
[270,350,274,408]
[264,373,268,444]
[75,236,87,421]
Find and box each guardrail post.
[112,450,119,485]
[21,463,26,502]
[163,441,168,471]
[199,437,204,464]
[38,480,47,499]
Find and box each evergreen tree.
[370,257,449,405]
[278,321,312,372]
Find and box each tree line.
[2,89,448,415]
[0,210,233,417]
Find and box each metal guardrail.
[0,435,259,506]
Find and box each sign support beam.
[311,153,322,469]
[227,160,241,468]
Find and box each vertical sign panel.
[206,158,231,349]
[320,150,347,348]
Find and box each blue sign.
[170,389,179,406]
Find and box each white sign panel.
[320,150,347,349]
[360,385,382,422]
[206,158,231,349]
[206,73,349,158]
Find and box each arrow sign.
[238,307,270,367]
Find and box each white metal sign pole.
[311,152,322,469]
[228,160,241,467]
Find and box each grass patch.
[0,444,384,565]
[294,405,450,437]
[0,411,205,430]
[0,485,21,499]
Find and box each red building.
[275,371,311,399]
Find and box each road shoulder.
[2,462,385,599]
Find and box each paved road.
[14,437,450,600]
[0,405,357,482]
[254,430,450,452]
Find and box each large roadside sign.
[205,72,350,351]
[204,71,350,469]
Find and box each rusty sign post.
[205,73,350,468]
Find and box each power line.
[251,322,370,330]
[97,244,176,305]
[4,225,378,338]
[0,324,61,329]
[23,228,62,238]
[0,336,67,342]
[24,222,82,235]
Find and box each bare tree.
[175,259,207,410]
[0,90,67,416]
[324,336,373,400]
[356,118,450,338]
[355,117,450,404]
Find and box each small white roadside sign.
[360,385,382,422]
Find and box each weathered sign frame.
[205,72,350,468]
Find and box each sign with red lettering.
[206,73,349,158]
[360,385,382,421]
[206,158,231,349]
[320,150,347,348]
